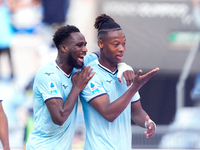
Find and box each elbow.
[55,121,64,126]
[107,118,115,122]
[104,115,116,122]
[52,118,65,126]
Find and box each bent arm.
[46,66,94,125]
[46,86,81,125]
[89,86,138,122]
[88,68,159,122]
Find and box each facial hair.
[67,52,84,69]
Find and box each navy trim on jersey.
[88,93,107,103]
[44,97,63,102]
[92,52,99,58]
[131,98,141,103]
[96,60,117,75]
[54,61,71,78]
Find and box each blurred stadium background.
[0,0,200,149]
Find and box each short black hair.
[94,14,121,37]
[53,25,80,50]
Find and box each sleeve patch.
[89,81,99,94]
[48,81,58,94]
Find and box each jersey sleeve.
[84,53,98,66]
[34,67,62,102]
[131,91,140,103]
[80,74,106,103]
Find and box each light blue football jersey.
[80,59,140,150]
[26,53,98,150]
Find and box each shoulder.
[84,52,99,65]
[36,62,56,76]
[34,62,59,82]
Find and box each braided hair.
[94,14,121,37]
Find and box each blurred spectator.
[192,0,200,29]
[8,0,42,34]
[40,0,70,48]
[0,0,14,81]
[159,72,200,149]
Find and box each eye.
[77,42,87,47]
[77,43,83,47]
[112,43,119,47]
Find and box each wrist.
[145,119,156,130]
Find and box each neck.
[56,57,73,75]
[98,57,117,72]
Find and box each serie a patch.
[89,81,99,94]
[48,81,58,94]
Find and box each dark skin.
[43,31,139,126]
[45,32,95,125]
[89,30,159,138]
[0,102,10,150]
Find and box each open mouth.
[78,55,84,63]
[117,55,123,60]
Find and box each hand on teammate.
[121,70,135,87]
[118,67,159,87]
[72,66,95,92]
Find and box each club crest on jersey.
[48,81,57,94]
[89,81,99,94]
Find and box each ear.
[98,39,104,49]
[61,45,68,53]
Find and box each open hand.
[131,68,159,91]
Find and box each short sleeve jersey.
[26,53,98,150]
[80,60,140,150]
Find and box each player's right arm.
[46,66,94,125]
[86,68,159,122]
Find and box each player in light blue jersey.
[26,24,134,150]
[26,25,96,150]
[0,100,10,150]
[80,14,159,150]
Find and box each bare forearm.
[0,113,10,150]
[47,86,81,125]
[62,86,81,114]
[131,109,147,128]
[103,85,138,121]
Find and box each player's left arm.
[131,101,156,138]
[117,62,135,87]
[0,102,10,150]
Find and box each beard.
[67,52,84,69]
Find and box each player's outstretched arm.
[89,68,159,122]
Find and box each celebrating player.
[80,14,159,150]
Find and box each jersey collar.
[53,61,71,78]
[95,59,117,75]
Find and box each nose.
[83,46,88,53]
[119,44,125,52]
